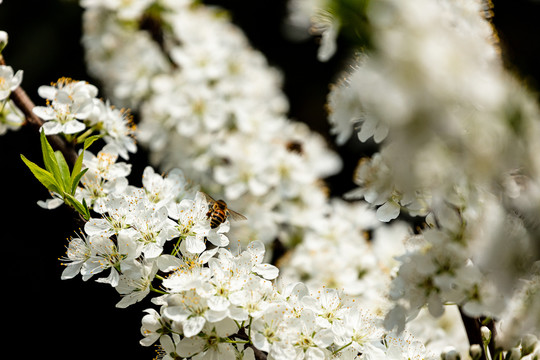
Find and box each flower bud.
[441,347,461,360]
[481,326,492,345]
[521,334,538,356]
[470,344,483,360]
[0,31,7,52]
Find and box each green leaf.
[83,135,102,150]
[55,150,72,193]
[64,193,89,220]
[70,150,85,189]
[40,131,65,193]
[82,197,91,221]
[20,154,61,194]
[70,134,102,195]
[40,131,57,172]
[71,168,88,195]
[70,135,100,190]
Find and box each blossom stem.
[171,235,186,256]
[224,339,250,344]
[76,128,95,144]
[234,320,244,330]
[483,341,493,360]
[149,284,167,295]
[332,342,352,355]
[247,316,253,341]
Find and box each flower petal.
[63,120,86,134]
[376,200,400,222]
[185,236,206,254]
[176,336,205,357]
[32,106,56,120]
[37,198,64,209]
[41,121,63,135]
[37,85,57,100]
[253,263,279,280]
[183,316,206,337]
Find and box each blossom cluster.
[51,105,436,359]
[80,0,344,251]
[33,77,137,158]
[77,4,411,333]
[30,77,139,210]
[290,0,540,350]
[142,284,438,360]
[0,32,24,134]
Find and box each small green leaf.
[69,134,102,194]
[70,137,96,188]
[83,135,102,150]
[70,151,85,187]
[20,154,61,194]
[71,168,88,195]
[74,128,94,144]
[55,150,72,192]
[82,197,91,220]
[40,131,65,193]
[40,131,57,172]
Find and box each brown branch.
[1,55,78,166]
[459,306,497,360]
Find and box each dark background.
[1,1,539,358]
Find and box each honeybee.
[202,192,247,229]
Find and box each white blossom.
[116,260,158,308]
[140,308,170,347]
[0,65,23,100]
[175,318,238,360]
[0,99,24,134]
[81,232,142,287]
[59,234,92,280]
[34,78,97,135]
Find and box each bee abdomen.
[210,212,227,228]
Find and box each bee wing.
[228,209,247,221]
[201,192,217,205]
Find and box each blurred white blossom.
[0,64,22,100]
[0,99,24,134]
